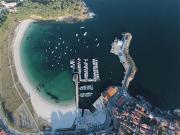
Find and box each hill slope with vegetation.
[16,0,89,20]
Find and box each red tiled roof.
[0,130,7,135]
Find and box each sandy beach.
[12,19,76,130]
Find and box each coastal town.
[0,0,180,135]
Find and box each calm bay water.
[21,0,180,109]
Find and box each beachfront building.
[0,130,7,135]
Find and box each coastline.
[0,0,179,133]
[12,19,76,129]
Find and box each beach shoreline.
[12,19,76,130]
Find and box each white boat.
[83,32,87,36]
[76,34,79,37]
[80,26,85,29]
[70,59,75,64]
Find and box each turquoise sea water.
[20,0,180,109]
[20,23,75,104]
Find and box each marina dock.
[70,58,100,83]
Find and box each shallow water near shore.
[21,0,180,109]
[20,23,76,105]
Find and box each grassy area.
[0,14,18,47]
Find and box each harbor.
[64,33,180,134]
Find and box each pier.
[73,74,79,111]
[110,33,137,89]
[72,74,79,132]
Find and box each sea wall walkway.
[110,32,137,89]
